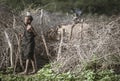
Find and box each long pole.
[40,9,51,58]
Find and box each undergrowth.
[0,63,120,81]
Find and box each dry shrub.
[52,15,120,74]
[0,4,120,74]
[0,6,72,71]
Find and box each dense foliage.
[0,0,120,15]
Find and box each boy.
[20,14,36,74]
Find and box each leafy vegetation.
[0,64,120,81]
[0,0,120,14]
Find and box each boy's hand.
[27,25,37,36]
[27,25,32,31]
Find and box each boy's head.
[24,16,33,25]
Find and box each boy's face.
[24,16,31,25]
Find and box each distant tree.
[0,0,120,15]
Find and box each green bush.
[0,64,120,81]
[1,64,77,81]
[35,64,76,81]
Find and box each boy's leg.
[30,59,36,74]
[20,59,29,74]
[24,59,29,73]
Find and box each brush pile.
[0,4,120,74]
[0,4,72,71]
[52,15,120,74]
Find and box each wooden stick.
[57,28,64,61]
[4,31,13,68]
[40,9,51,58]
[0,52,6,69]
[17,36,24,70]
[34,52,38,70]
[70,23,76,40]
[13,49,19,73]
[41,32,51,58]
[13,34,24,73]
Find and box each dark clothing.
[21,28,35,60]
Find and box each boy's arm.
[27,25,36,35]
[27,25,38,36]
[31,27,38,36]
